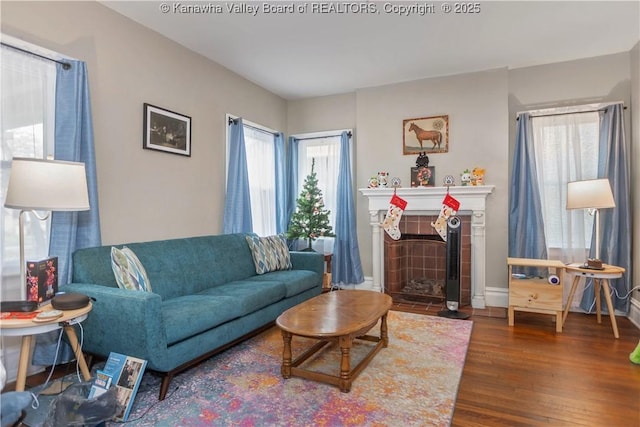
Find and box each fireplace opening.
[384,215,471,307]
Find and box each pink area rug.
[118,311,473,426]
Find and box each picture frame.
[403,115,449,155]
[143,103,191,156]
[411,166,436,187]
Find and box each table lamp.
[4,158,90,301]
[566,178,615,269]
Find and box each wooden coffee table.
[276,290,392,392]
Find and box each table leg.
[15,335,33,391]
[281,330,292,378]
[563,275,581,325]
[595,279,602,324]
[600,280,620,339]
[63,325,91,381]
[339,335,352,392]
[380,313,389,347]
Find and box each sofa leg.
[158,373,174,401]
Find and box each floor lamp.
[566,178,616,269]
[4,158,90,301]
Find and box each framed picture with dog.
[403,115,449,155]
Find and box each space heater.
[438,216,470,320]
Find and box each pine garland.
[286,158,335,250]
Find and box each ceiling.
[101,1,640,100]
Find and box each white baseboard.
[485,286,509,308]
[629,297,640,329]
[339,279,640,330]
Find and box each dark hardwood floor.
[7,306,640,426]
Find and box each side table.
[563,263,624,338]
[323,254,332,291]
[0,303,93,390]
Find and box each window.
[293,131,351,253]
[530,110,600,260]
[244,125,277,236]
[1,46,56,300]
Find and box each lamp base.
[584,258,605,270]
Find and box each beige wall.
[1,1,287,245]
[287,93,356,135]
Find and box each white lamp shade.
[566,178,616,210]
[4,157,90,211]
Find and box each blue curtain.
[332,132,364,286]
[580,103,631,313]
[49,60,102,284]
[36,60,101,366]
[223,118,252,233]
[285,136,299,248]
[286,137,299,226]
[274,132,287,234]
[509,113,548,275]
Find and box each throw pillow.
[110,246,152,292]
[245,234,292,275]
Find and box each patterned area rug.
[114,311,472,426]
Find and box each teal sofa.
[63,233,323,400]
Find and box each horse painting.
[408,122,442,150]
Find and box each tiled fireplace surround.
[360,186,494,309]
[384,215,472,306]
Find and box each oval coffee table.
[276,290,392,392]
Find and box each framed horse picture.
[403,115,449,155]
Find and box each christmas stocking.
[381,194,407,240]
[431,193,461,240]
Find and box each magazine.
[99,352,147,421]
[88,370,113,398]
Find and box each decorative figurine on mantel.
[416,152,429,168]
[471,167,485,185]
[377,172,389,187]
[460,169,472,186]
[411,152,435,187]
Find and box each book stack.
[26,256,58,304]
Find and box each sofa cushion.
[162,295,240,345]
[198,280,286,316]
[245,234,292,274]
[110,246,152,292]
[246,270,319,298]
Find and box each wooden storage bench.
[507,257,565,332]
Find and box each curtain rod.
[228,117,278,136]
[228,117,352,139]
[1,42,71,70]
[517,104,626,120]
[296,131,352,140]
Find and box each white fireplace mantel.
[359,185,495,308]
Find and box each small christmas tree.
[287,158,335,250]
